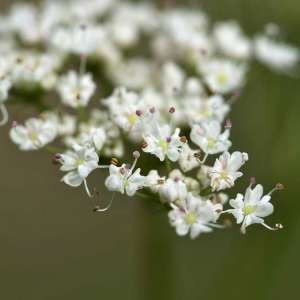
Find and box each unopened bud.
[11,120,18,128]
[275,223,283,229]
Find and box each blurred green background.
[1,0,300,299]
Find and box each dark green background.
[1,0,299,299]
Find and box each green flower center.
[158,140,168,151]
[185,212,198,225]
[243,205,256,216]
[207,137,216,149]
[217,72,228,85]
[127,114,138,125]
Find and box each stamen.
[180,136,187,143]
[93,193,115,213]
[136,109,143,117]
[149,106,156,114]
[84,179,94,198]
[268,182,284,195]
[111,158,119,166]
[0,104,9,126]
[261,222,283,231]
[169,106,175,114]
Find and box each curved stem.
[0,103,8,126]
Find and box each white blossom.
[190,120,231,155]
[10,118,57,150]
[168,193,222,239]
[226,184,280,234]
[210,151,248,191]
[143,125,185,162]
[57,71,96,108]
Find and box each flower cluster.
[1,0,293,238]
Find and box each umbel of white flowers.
[1,0,291,239]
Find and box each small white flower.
[168,193,222,239]
[143,125,185,162]
[59,144,100,193]
[190,120,231,155]
[184,94,230,124]
[254,34,299,72]
[57,71,96,108]
[226,184,280,234]
[159,177,188,203]
[105,152,146,196]
[105,164,146,196]
[210,151,248,191]
[178,144,199,173]
[77,124,106,151]
[214,21,252,60]
[200,59,246,94]
[146,170,165,193]
[10,118,57,150]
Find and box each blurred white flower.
[201,59,246,94]
[214,21,252,60]
[190,120,231,155]
[10,118,57,150]
[57,71,96,108]
[254,34,299,73]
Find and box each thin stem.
[0,103,8,126]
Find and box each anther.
[275,183,284,191]
[149,107,155,114]
[136,109,143,117]
[169,106,175,114]
[141,141,148,149]
[180,136,187,143]
[166,137,171,143]
[250,177,256,186]
[111,157,118,166]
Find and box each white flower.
[146,170,165,193]
[200,59,246,94]
[77,124,106,151]
[210,151,248,191]
[159,177,188,203]
[190,120,231,155]
[213,21,252,60]
[254,34,299,72]
[10,118,57,150]
[143,125,185,162]
[105,164,146,196]
[57,71,96,108]
[184,94,230,124]
[168,193,222,239]
[178,144,199,173]
[226,184,279,234]
[59,144,99,189]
